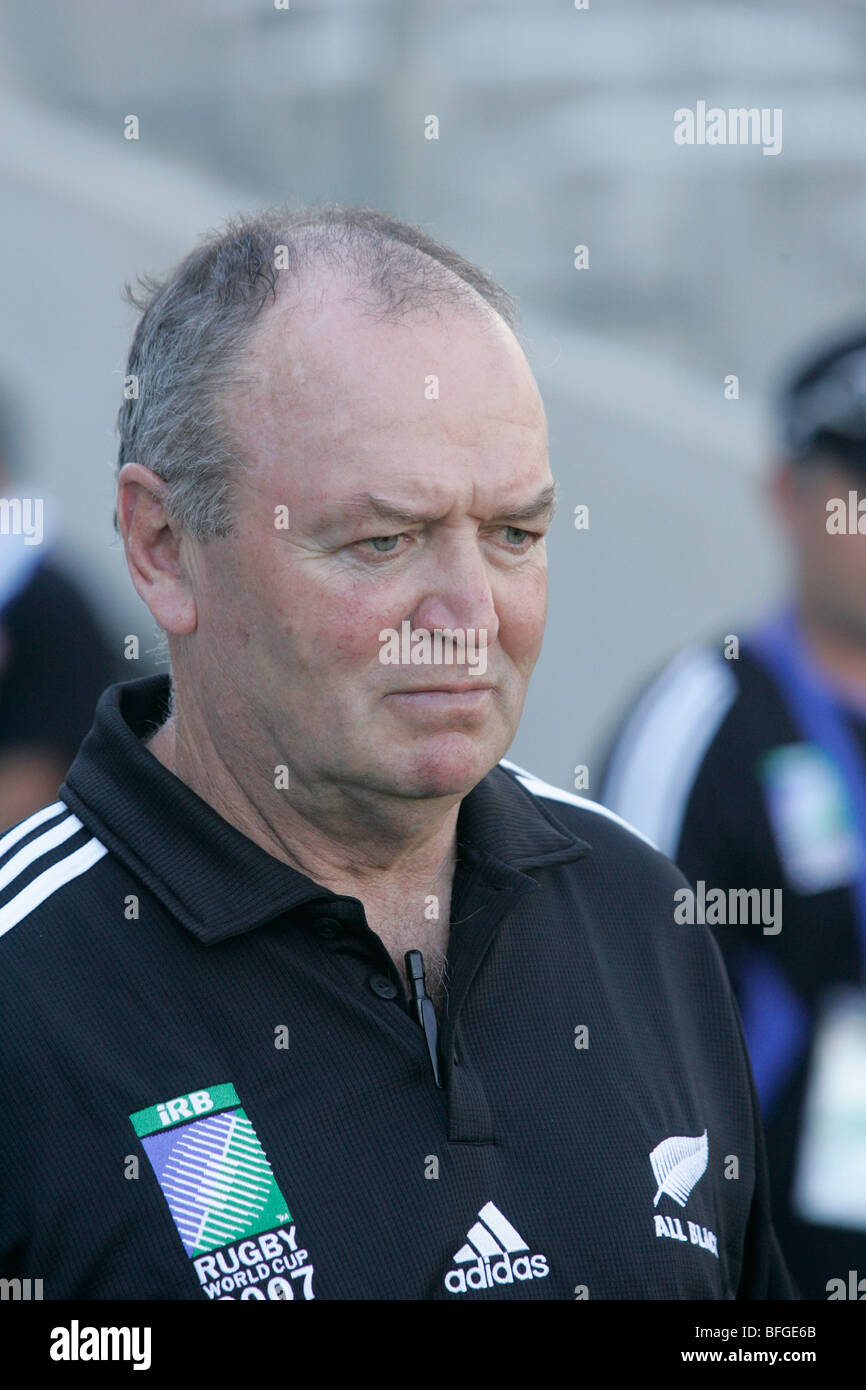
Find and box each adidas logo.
[444,1201,549,1294]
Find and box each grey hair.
[115,204,519,541]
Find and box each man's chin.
[384,732,503,800]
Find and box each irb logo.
[157,1089,214,1127]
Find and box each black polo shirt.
[0,675,794,1300]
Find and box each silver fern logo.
[650,1129,709,1208]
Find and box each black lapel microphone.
[404,949,443,1089]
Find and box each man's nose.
[409,535,500,645]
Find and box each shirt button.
[368,972,399,1000]
[315,917,342,939]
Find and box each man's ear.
[116,462,197,636]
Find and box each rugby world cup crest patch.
[130,1082,315,1299]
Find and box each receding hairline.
[224,257,522,402]
[115,203,522,548]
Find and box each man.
[0,206,793,1300]
[601,327,866,1300]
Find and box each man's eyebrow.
[329,484,558,528]
[495,484,558,524]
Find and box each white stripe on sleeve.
[0,801,66,860]
[0,814,83,892]
[0,838,108,938]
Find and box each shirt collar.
[61,675,590,944]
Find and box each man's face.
[182,277,553,805]
[777,458,866,646]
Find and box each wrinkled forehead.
[222,273,548,500]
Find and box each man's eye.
[356,528,538,556]
[362,534,403,553]
[502,527,534,547]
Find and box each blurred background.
[1,0,864,789]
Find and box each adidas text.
[445,1251,549,1293]
[444,1200,548,1295]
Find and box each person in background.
[0,386,122,831]
[600,325,866,1300]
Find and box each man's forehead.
[234,270,538,416]
[225,270,548,510]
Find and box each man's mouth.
[390,682,493,694]
[385,684,495,708]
